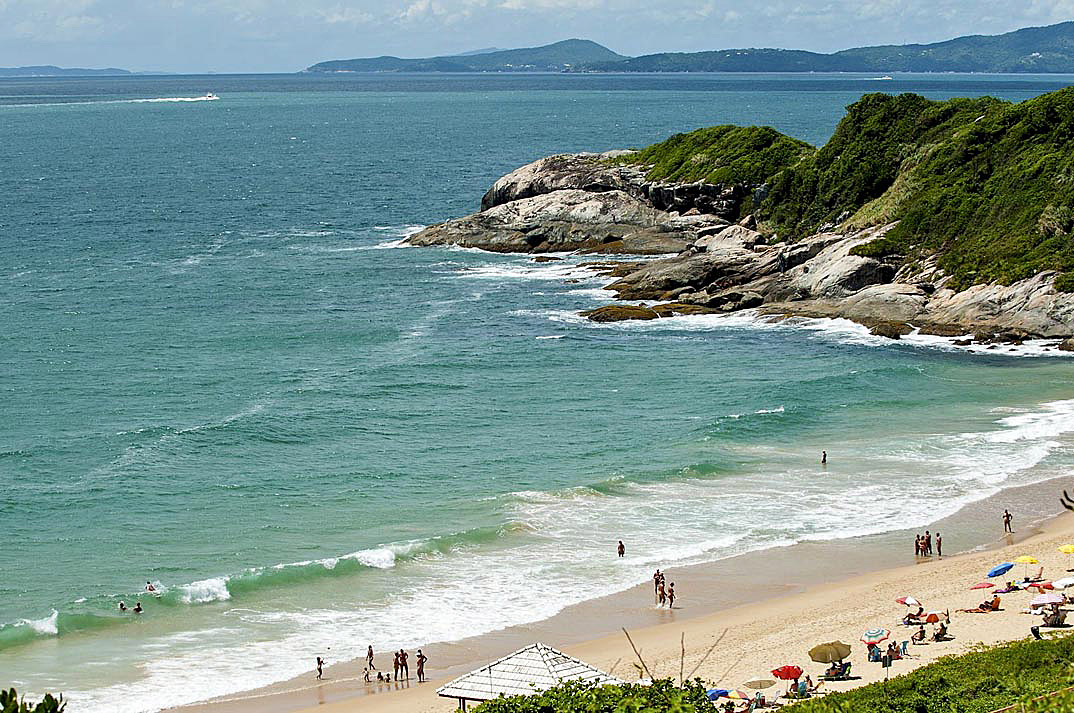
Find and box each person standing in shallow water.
[367,645,376,670]
[658,579,667,606]
[667,582,675,608]
[1004,509,1013,533]
[936,533,942,557]
[617,540,625,558]
[316,656,325,680]
[821,451,827,465]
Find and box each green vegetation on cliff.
[620,86,1074,291]
[623,125,813,186]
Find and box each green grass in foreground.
[471,634,1074,712]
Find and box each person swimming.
[118,601,127,612]
[133,602,142,614]
[145,581,156,593]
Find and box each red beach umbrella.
[895,596,920,607]
[771,665,803,681]
[970,582,995,590]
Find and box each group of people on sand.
[652,569,675,608]
[317,644,427,684]
[914,530,941,557]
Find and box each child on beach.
[393,651,400,681]
[363,668,370,683]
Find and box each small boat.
[203,92,219,100]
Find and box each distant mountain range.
[0,66,131,77]
[304,39,624,73]
[307,22,1074,74]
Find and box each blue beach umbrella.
[987,563,1014,578]
[706,689,730,701]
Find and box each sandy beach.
[170,476,1074,713]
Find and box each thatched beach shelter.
[436,642,624,710]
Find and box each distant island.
[304,39,624,73]
[308,21,1074,74]
[0,65,131,77]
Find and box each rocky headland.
[409,90,1074,345]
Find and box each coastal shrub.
[474,678,719,713]
[793,633,1074,713]
[0,689,65,713]
[618,125,813,186]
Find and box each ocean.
[3,72,1074,712]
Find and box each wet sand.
[171,475,1074,713]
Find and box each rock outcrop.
[409,152,751,254]
[408,151,1074,338]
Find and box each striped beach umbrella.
[860,628,891,646]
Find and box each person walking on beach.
[399,649,409,680]
[618,540,625,558]
[416,649,428,682]
[936,533,942,557]
[667,582,675,608]
[316,656,325,680]
[366,645,376,670]
[1004,509,1013,533]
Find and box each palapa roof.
[436,642,624,702]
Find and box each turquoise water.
[3,73,1074,711]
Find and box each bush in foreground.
[0,689,65,713]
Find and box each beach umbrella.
[923,611,947,624]
[770,665,803,681]
[860,628,891,646]
[706,689,730,701]
[742,679,776,690]
[722,690,752,700]
[971,582,995,590]
[1058,545,1074,554]
[1015,555,1039,579]
[1052,577,1074,589]
[808,641,852,664]
[895,596,920,607]
[1027,582,1054,591]
[987,563,1014,578]
[1031,592,1064,607]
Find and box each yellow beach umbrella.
[1058,545,1074,554]
[1014,555,1039,579]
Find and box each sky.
[2,0,1074,73]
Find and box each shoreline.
[172,473,1073,713]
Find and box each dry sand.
[175,503,1074,713]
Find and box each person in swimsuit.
[316,656,325,680]
[821,451,827,464]
[133,602,142,614]
[399,649,409,680]
[367,645,376,670]
[1003,510,1013,533]
[936,533,942,557]
[363,668,371,683]
[658,580,666,606]
[416,649,428,682]
[393,651,400,681]
[118,601,127,612]
[667,582,675,608]
[617,541,625,558]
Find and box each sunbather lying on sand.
[958,595,1001,613]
